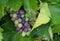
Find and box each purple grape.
[21,18,25,24]
[24,28,29,32]
[19,28,22,32]
[24,22,30,27]
[16,27,20,31]
[17,14,21,18]
[19,10,25,14]
[18,18,22,22]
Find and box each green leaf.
[0,6,4,19]
[7,0,22,10]
[0,0,8,19]
[53,35,60,41]
[49,4,60,25]
[23,0,38,11]
[31,2,51,31]
[3,32,17,41]
[2,15,17,41]
[2,15,16,32]
[0,0,8,6]
[0,28,3,41]
[0,32,3,41]
[41,0,60,3]
[48,27,53,41]
[52,24,60,35]
[0,28,3,32]
[12,33,34,41]
[30,23,53,41]
[29,0,38,11]
[23,0,38,22]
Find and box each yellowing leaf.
[32,2,51,31]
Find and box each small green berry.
[14,20,19,25]
[22,31,26,37]
[12,14,17,18]
[21,15,24,18]
[18,23,22,28]
[25,17,29,21]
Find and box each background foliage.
[0,0,60,41]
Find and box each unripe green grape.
[21,15,24,18]
[18,23,22,28]
[12,14,17,18]
[14,20,19,25]
[25,17,29,21]
[26,32,30,36]
[22,31,26,37]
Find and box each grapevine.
[0,0,60,41]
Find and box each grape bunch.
[10,9,31,36]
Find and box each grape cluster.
[10,9,31,36]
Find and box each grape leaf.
[0,28,3,41]
[3,31,17,41]
[6,0,22,10]
[2,15,17,41]
[0,0,8,19]
[53,35,60,41]
[12,33,34,41]
[52,24,60,35]
[23,0,38,22]
[29,0,38,11]
[31,2,51,31]
[23,0,38,11]
[41,0,60,3]
[0,28,3,32]
[0,6,4,19]
[30,23,53,41]
[2,15,16,32]
[49,4,60,25]
[0,32,3,41]
[49,27,53,41]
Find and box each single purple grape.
[22,26,26,30]
[24,28,29,32]
[16,27,20,31]
[19,28,22,32]
[19,10,25,14]
[17,14,21,18]
[18,18,22,22]
[24,22,29,27]
[21,18,25,24]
